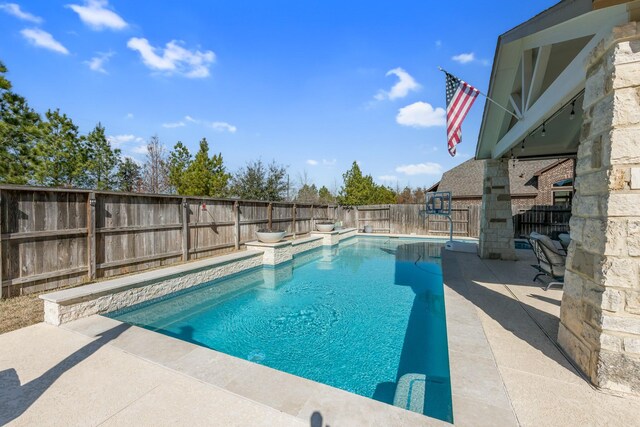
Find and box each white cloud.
[20,28,69,54]
[210,121,236,133]
[182,116,237,133]
[107,134,143,147]
[378,175,398,182]
[306,159,318,166]
[395,163,443,176]
[322,159,337,167]
[67,0,127,30]
[127,37,215,78]
[85,51,113,73]
[435,40,442,48]
[132,144,148,154]
[375,67,420,101]
[125,113,133,119]
[396,102,445,128]
[162,121,185,128]
[0,3,42,23]
[452,52,475,64]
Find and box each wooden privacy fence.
[336,204,480,238]
[0,185,336,297]
[513,205,572,238]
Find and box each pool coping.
[440,249,519,425]
[42,233,514,425]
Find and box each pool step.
[393,373,426,414]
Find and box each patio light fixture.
[570,101,576,120]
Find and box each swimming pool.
[108,236,453,422]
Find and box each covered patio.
[475,0,640,395]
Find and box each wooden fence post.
[182,198,189,262]
[267,203,273,230]
[387,204,392,233]
[310,204,314,232]
[292,204,297,239]
[234,201,240,250]
[87,192,96,281]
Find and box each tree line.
[1,60,433,205]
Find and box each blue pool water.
[108,237,453,422]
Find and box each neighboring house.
[427,158,574,212]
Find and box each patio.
[2,248,639,426]
[443,249,640,425]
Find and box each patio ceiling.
[476,0,637,160]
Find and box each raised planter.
[316,222,335,232]
[255,229,286,243]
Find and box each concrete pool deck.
[2,246,640,425]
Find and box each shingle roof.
[435,158,559,197]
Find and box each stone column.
[558,22,640,395]
[478,159,517,260]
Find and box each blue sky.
[0,1,557,190]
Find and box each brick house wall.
[534,158,575,205]
[433,158,574,216]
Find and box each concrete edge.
[357,232,479,241]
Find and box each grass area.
[0,293,44,334]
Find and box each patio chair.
[528,232,566,291]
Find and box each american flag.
[445,72,479,157]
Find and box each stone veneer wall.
[558,22,640,395]
[44,254,264,326]
[479,159,517,260]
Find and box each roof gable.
[436,158,561,197]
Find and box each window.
[553,178,573,187]
[553,190,572,206]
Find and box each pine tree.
[338,161,397,205]
[0,61,40,184]
[34,109,87,187]
[167,141,192,194]
[318,186,335,204]
[181,138,230,197]
[85,123,121,190]
[373,185,397,204]
[117,157,142,192]
[338,161,377,205]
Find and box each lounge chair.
[528,232,566,291]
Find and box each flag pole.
[438,67,521,120]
